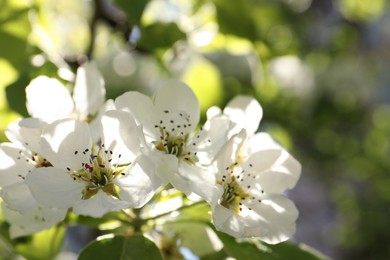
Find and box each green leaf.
[114,0,150,25]
[0,30,29,69]
[138,22,186,52]
[177,201,211,222]
[210,0,257,40]
[79,234,163,260]
[265,242,330,260]
[216,231,268,260]
[162,221,220,257]
[0,0,31,69]
[5,71,29,117]
[201,249,229,260]
[214,228,327,260]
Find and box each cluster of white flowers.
[0,62,301,244]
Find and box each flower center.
[218,164,249,214]
[219,176,249,214]
[153,110,198,164]
[15,150,52,181]
[68,145,128,200]
[32,153,52,168]
[217,161,265,214]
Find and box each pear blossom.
[26,76,74,123]
[26,61,105,122]
[114,80,233,200]
[0,118,67,233]
[207,95,263,137]
[206,96,301,243]
[209,130,301,244]
[25,61,113,142]
[208,95,286,157]
[25,111,158,217]
[0,118,51,212]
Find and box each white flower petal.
[206,105,222,119]
[89,99,116,143]
[40,119,92,170]
[115,91,158,140]
[212,194,298,244]
[101,110,141,163]
[73,190,129,218]
[148,151,178,185]
[246,132,282,153]
[1,182,39,213]
[25,167,84,209]
[244,149,283,173]
[26,76,74,122]
[245,149,301,193]
[5,118,46,153]
[0,143,35,187]
[154,80,200,132]
[242,194,298,244]
[176,162,215,202]
[191,115,235,165]
[73,61,105,118]
[223,96,263,135]
[212,204,241,237]
[2,203,66,239]
[115,155,157,208]
[214,130,247,178]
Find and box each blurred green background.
[1,0,390,259]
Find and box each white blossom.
[0,118,67,233]
[209,130,301,244]
[25,61,112,142]
[25,111,158,218]
[115,80,233,200]
[0,118,51,212]
[25,76,74,123]
[208,95,284,157]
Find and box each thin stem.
[131,208,143,233]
